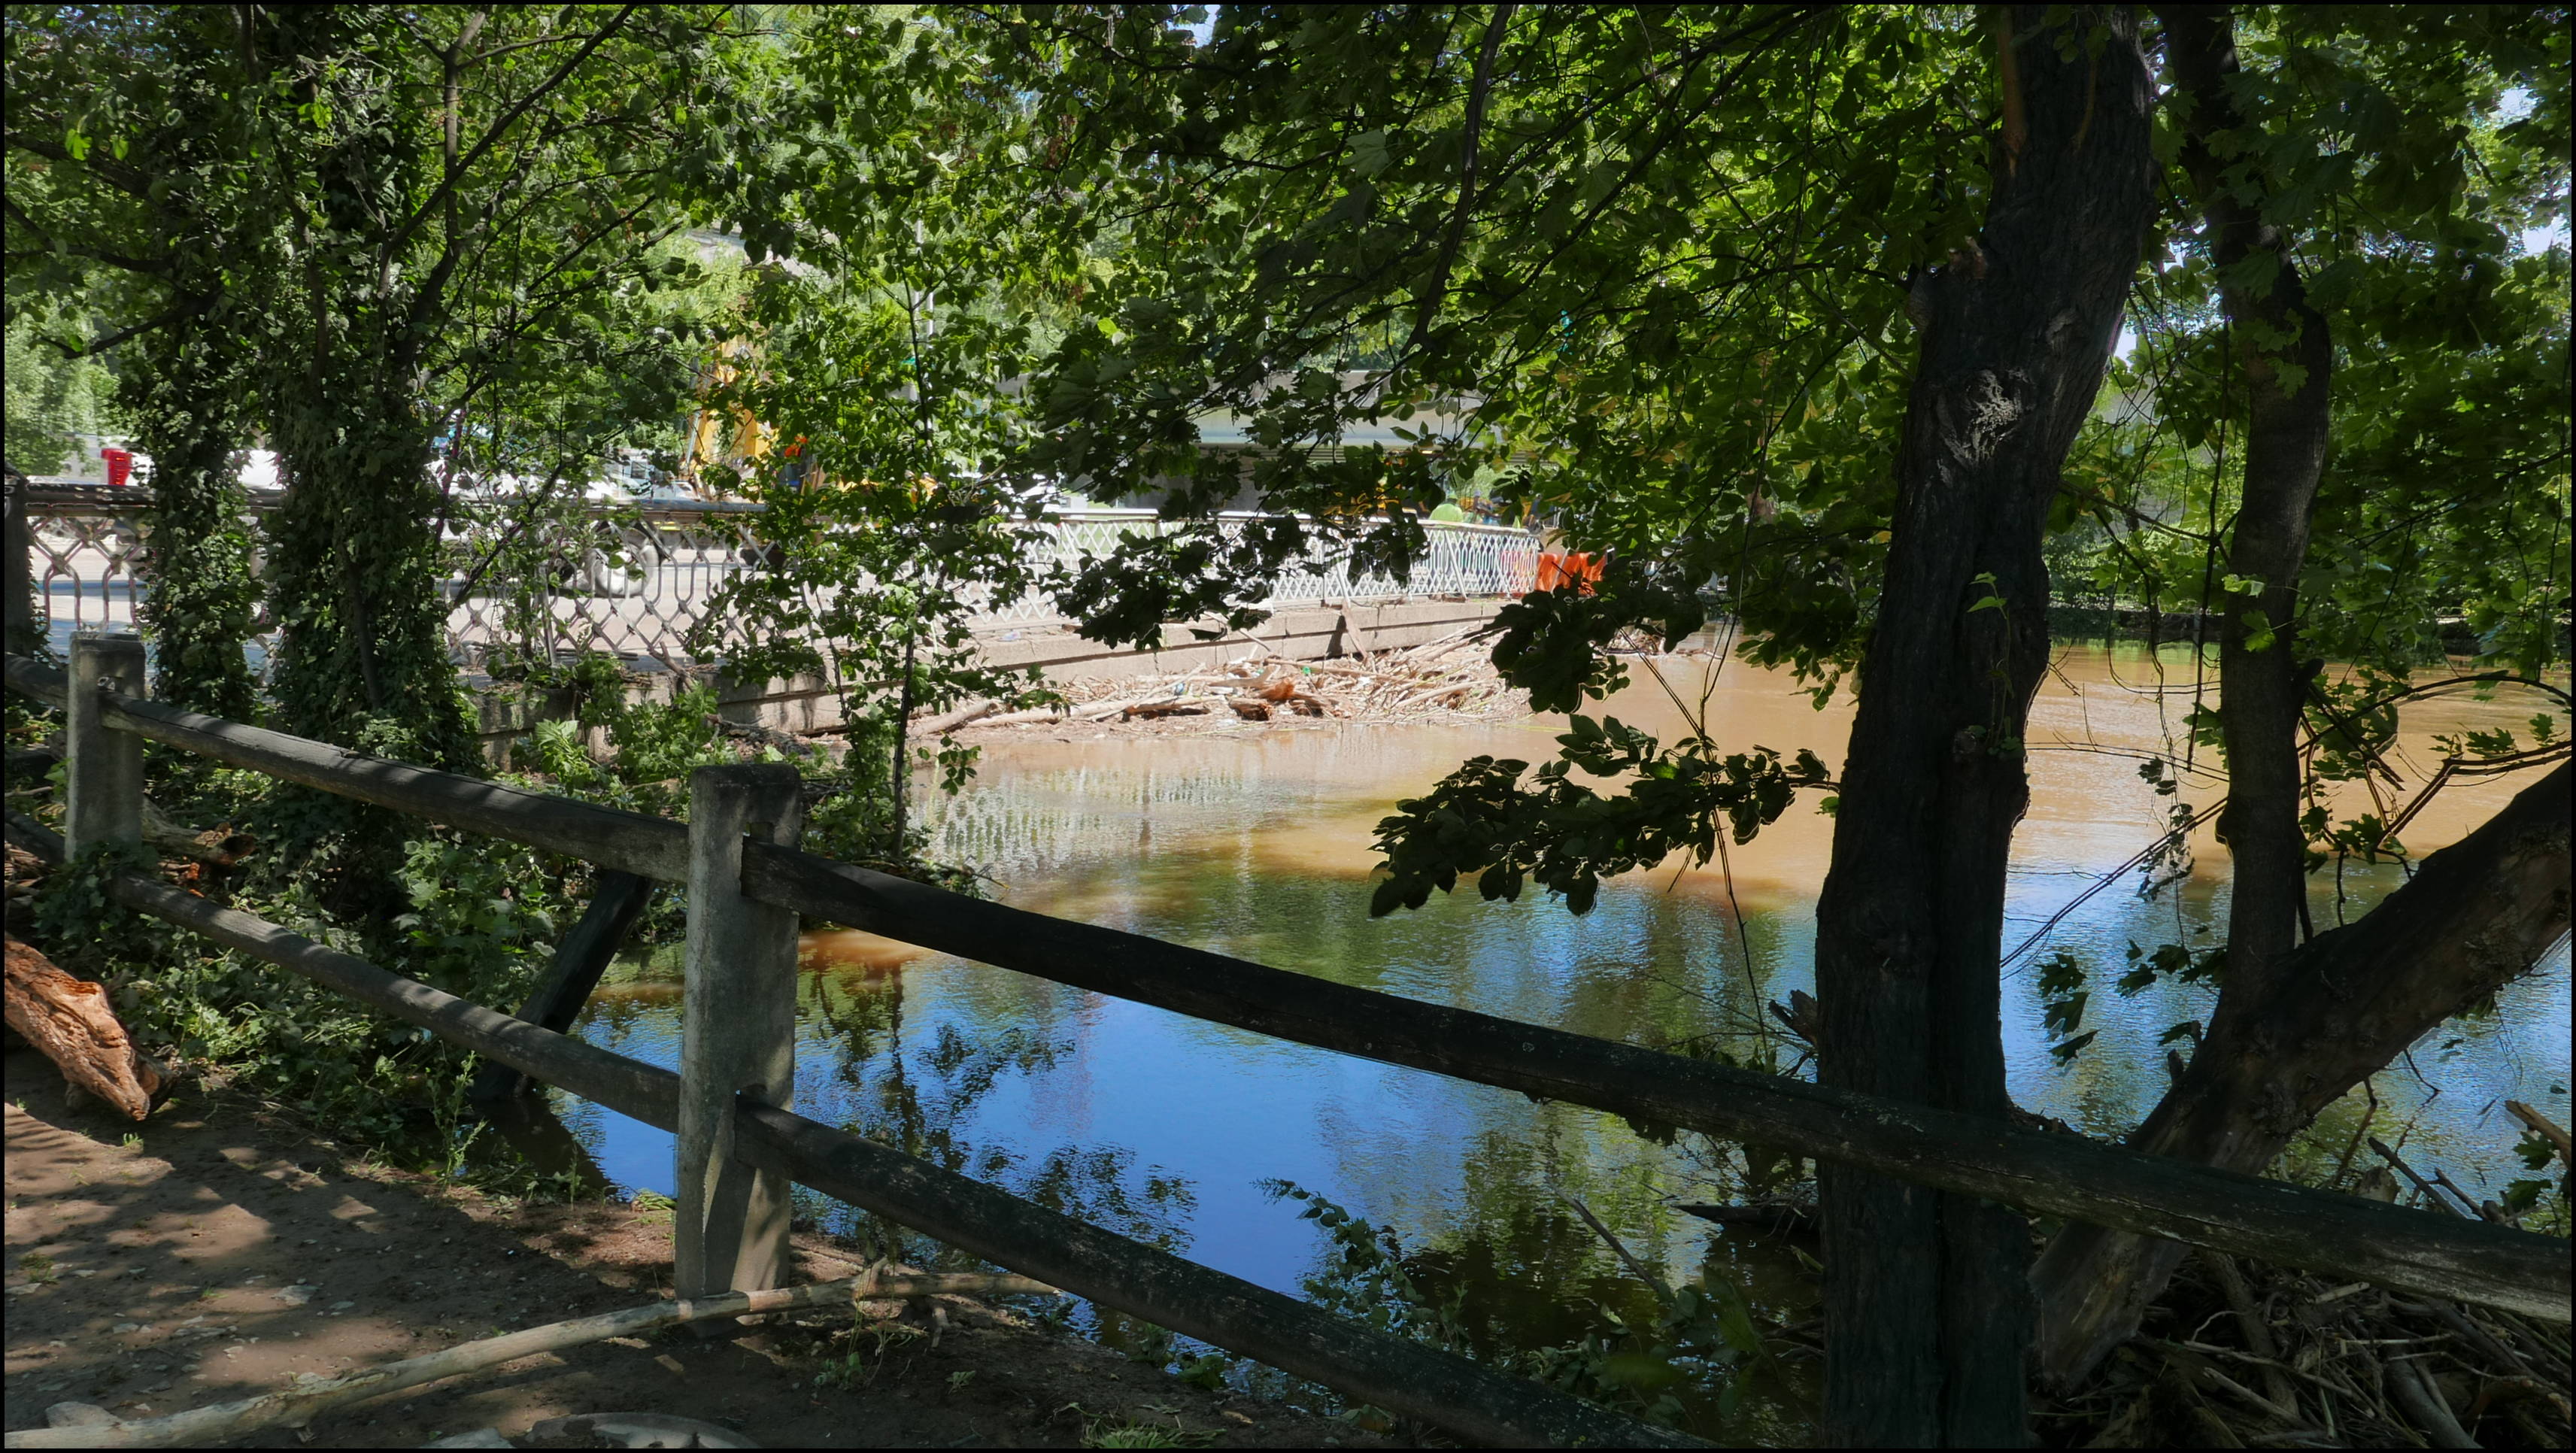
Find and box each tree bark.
[4,937,164,1121]
[2028,5,2347,1387]
[255,7,478,773]
[3,469,38,658]
[1811,8,2154,1445]
[2160,4,2337,1000]
[2033,761,2573,1387]
[266,378,475,769]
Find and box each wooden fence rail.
[4,644,2567,1439]
[3,810,1673,1449]
[6,649,2565,1321]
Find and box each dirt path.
[3,1046,1382,1448]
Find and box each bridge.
[10,481,1541,738]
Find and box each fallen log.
[1294,660,1397,685]
[911,700,999,736]
[1075,694,1159,720]
[972,706,1073,727]
[3,937,162,1121]
[1386,681,1472,713]
[1403,626,1488,667]
[141,799,254,866]
[1121,699,1209,720]
[3,1270,1056,1449]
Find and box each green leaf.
[1350,128,1391,178]
[2047,1030,2100,1066]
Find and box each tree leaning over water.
[964,2,2568,1442]
[2030,3,2573,1384]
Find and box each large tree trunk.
[122,15,265,723]
[2034,761,2572,1385]
[265,374,474,769]
[1812,8,2154,1444]
[256,5,477,773]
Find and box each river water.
[544,643,2568,1425]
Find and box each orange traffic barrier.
[1531,551,1604,595]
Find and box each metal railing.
[14,483,1541,670]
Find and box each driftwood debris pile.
[965,626,1522,732]
[2047,1124,2573,1450]
[2052,1257,2572,1448]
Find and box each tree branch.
[32,296,214,360]
[3,130,157,199]
[0,196,169,274]
[1393,3,1516,375]
[384,5,637,271]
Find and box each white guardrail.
[20,487,1540,670]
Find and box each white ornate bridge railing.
[13,485,1540,673]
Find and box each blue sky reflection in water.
[548,645,2569,1364]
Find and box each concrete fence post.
[65,630,145,859]
[675,761,807,1309]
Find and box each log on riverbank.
[3,937,162,1121]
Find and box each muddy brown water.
[539,645,2568,1438]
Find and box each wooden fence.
[5,635,2567,1446]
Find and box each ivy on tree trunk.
[129,335,259,721]
[265,376,475,770]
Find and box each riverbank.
[2,1045,1384,1449]
[946,626,1531,742]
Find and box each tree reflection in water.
[794,962,1200,1269]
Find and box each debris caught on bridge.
[955,625,1527,733]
